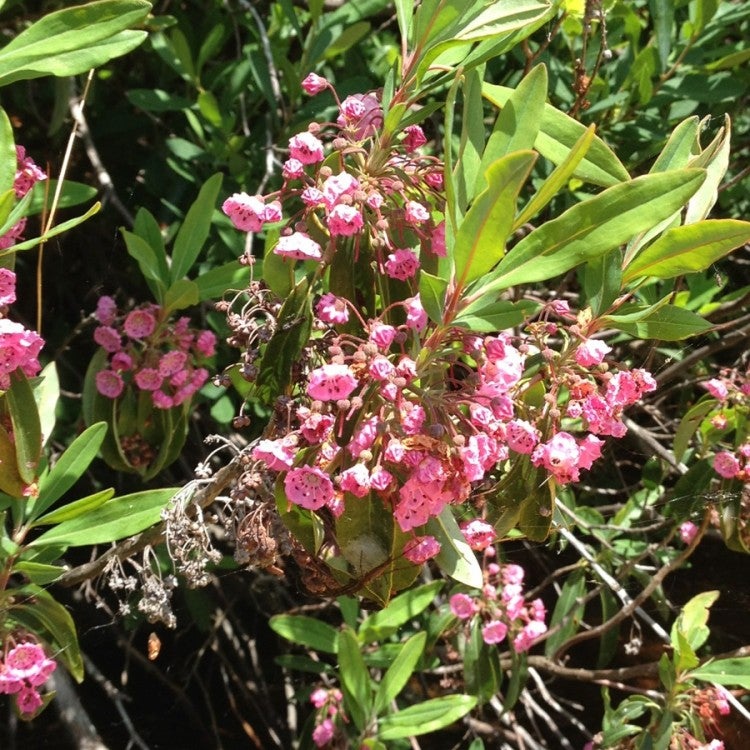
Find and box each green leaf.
[582,249,622,317]
[269,614,339,654]
[650,117,700,174]
[31,488,114,527]
[453,67,485,213]
[0,423,25,496]
[27,180,98,215]
[689,657,750,689]
[650,0,674,71]
[359,581,443,644]
[126,88,191,112]
[28,488,177,548]
[0,108,16,195]
[0,1,151,87]
[419,271,448,324]
[426,507,483,588]
[194,260,246,301]
[170,172,223,283]
[476,64,547,196]
[604,302,712,341]
[373,632,426,715]
[685,115,730,224]
[544,569,586,657]
[472,169,706,296]
[454,299,538,333]
[453,151,537,292]
[394,0,413,43]
[463,618,501,702]
[7,371,42,483]
[377,694,477,740]
[338,626,372,732]
[163,278,200,315]
[483,83,630,186]
[133,207,168,277]
[623,220,750,283]
[121,228,168,302]
[671,590,719,653]
[34,362,59,447]
[31,422,108,521]
[11,561,66,585]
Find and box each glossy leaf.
[472,169,706,296]
[32,488,114,528]
[28,488,177,548]
[453,150,536,292]
[31,422,108,521]
[426,507,483,588]
[623,220,750,283]
[671,590,719,653]
[338,626,372,731]
[170,172,223,283]
[0,1,150,87]
[373,631,426,715]
[476,64,547,196]
[269,614,339,654]
[0,423,25,496]
[483,83,630,186]
[604,303,712,341]
[454,299,538,333]
[359,581,443,644]
[34,362,59,447]
[7,371,42,484]
[650,117,700,173]
[163,278,200,315]
[583,249,622,317]
[689,658,750,689]
[194,260,246,301]
[132,208,168,276]
[453,67,485,213]
[377,694,478,740]
[0,108,15,195]
[11,561,66,585]
[419,271,448,324]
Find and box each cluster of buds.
[309,686,345,748]
[0,146,46,250]
[0,268,44,390]
[92,296,216,409]
[222,73,444,273]
[0,640,57,716]
[449,561,547,652]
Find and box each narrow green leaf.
[685,115,730,224]
[28,488,177,548]
[171,172,223,282]
[133,207,168,277]
[34,361,59,447]
[583,249,622,317]
[476,64,547,196]
[623,220,750,283]
[7,371,42,483]
[604,302,712,341]
[513,125,595,230]
[394,0,413,43]
[453,299,538,333]
[689,657,750,689]
[359,581,443,644]
[31,422,108,521]
[473,169,706,296]
[269,614,339,654]
[27,180,98,215]
[544,569,586,657]
[373,632,426,715]
[121,228,168,302]
[377,695,477,740]
[453,67,485,212]
[426,507,483,588]
[11,561,66,585]
[163,278,200,315]
[32,488,114,528]
[339,626,372,732]
[127,88,191,112]
[193,260,246,301]
[419,271,448,324]
[0,423,25,496]
[0,108,16,195]
[463,618,501,702]
[650,0,674,71]
[453,151,537,292]
[483,83,629,186]
[650,117,700,173]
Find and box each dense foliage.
[1,1,750,748]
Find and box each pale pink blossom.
[288,131,325,164]
[679,521,699,545]
[307,363,358,401]
[301,187,325,207]
[284,466,334,510]
[327,204,363,236]
[702,377,729,401]
[404,295,427,331]
[384,248,420,280]
[282,158,304,180]
[252,437,298,471]
[513,620,547,652]
[339,463,371,497]
[159,350,188,377]
[404,200,429,224]
[222,192,267,232]
[450,593,477,620]
[337,93,382,139]
[369,322,397,350]
[714,450,740,479]
[506,419,539,454]
[424,170,443,189]
[322,172,359,209]
[403,535,441,563]
[430,221,446,257]
[312,717,335,747]
[274,232,322,261]
[460,519,496,551]
[575,338,611,367]
[316,293,349,325]
[482,620,508,645]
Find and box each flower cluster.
[309,686,345,748]
[222,74,444,274]
[0,146,46,250]
[92,296,216,409]
[449,561,547,652]
[0,641,57,716]
[0,268,44,389]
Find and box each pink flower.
[222,193,267,232]
[714,451,740,479]
[94,295,117,325]
[152,390,174,409]
[134,368,163,391]
[284,466,334,510]
[301,187,325,207]
[531,431,584,484]
[322,172,359,209]
[349,416,378,458]
[312,718,334,747]
[369,322,397,350]
[339,464,371,497]
[274,232,322,261]
[430,221,446,257]
[16,687,43,715]
[370,466,393,491]
[404,295,427,331]
[502,564,525,586]
[369,355,395,381]
[282,158,304,180]
[337,93,382,139]
[384,248,420,280]
[0,268,17,305]
[327,204,363,236]
[316,293,349,325]
[301,72,329,95]
[424,171,443,189]
[93,325,122,353]
[506,419,539,454]
[298,410,335,444]
[288,131,325,164]
[123,309,156,339]
[575,339,611,367]
[4,644,55,684]
[403,535,441,564]
[679,521,699,545]
[14,146,46,197]
[482,620,508,645]
[513,620,547,652]
[95,369,124,399]
[460,519,496,551]
[404,200,429,224]
[307,363,358,401]
[450,593,477,620]
[577,434,604,470]
[702,378,729,401]
[310,688,329,708]
[111,352,133,371]
[403,124,427,151]
[159,350,188,377]
[252,437,298,471]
